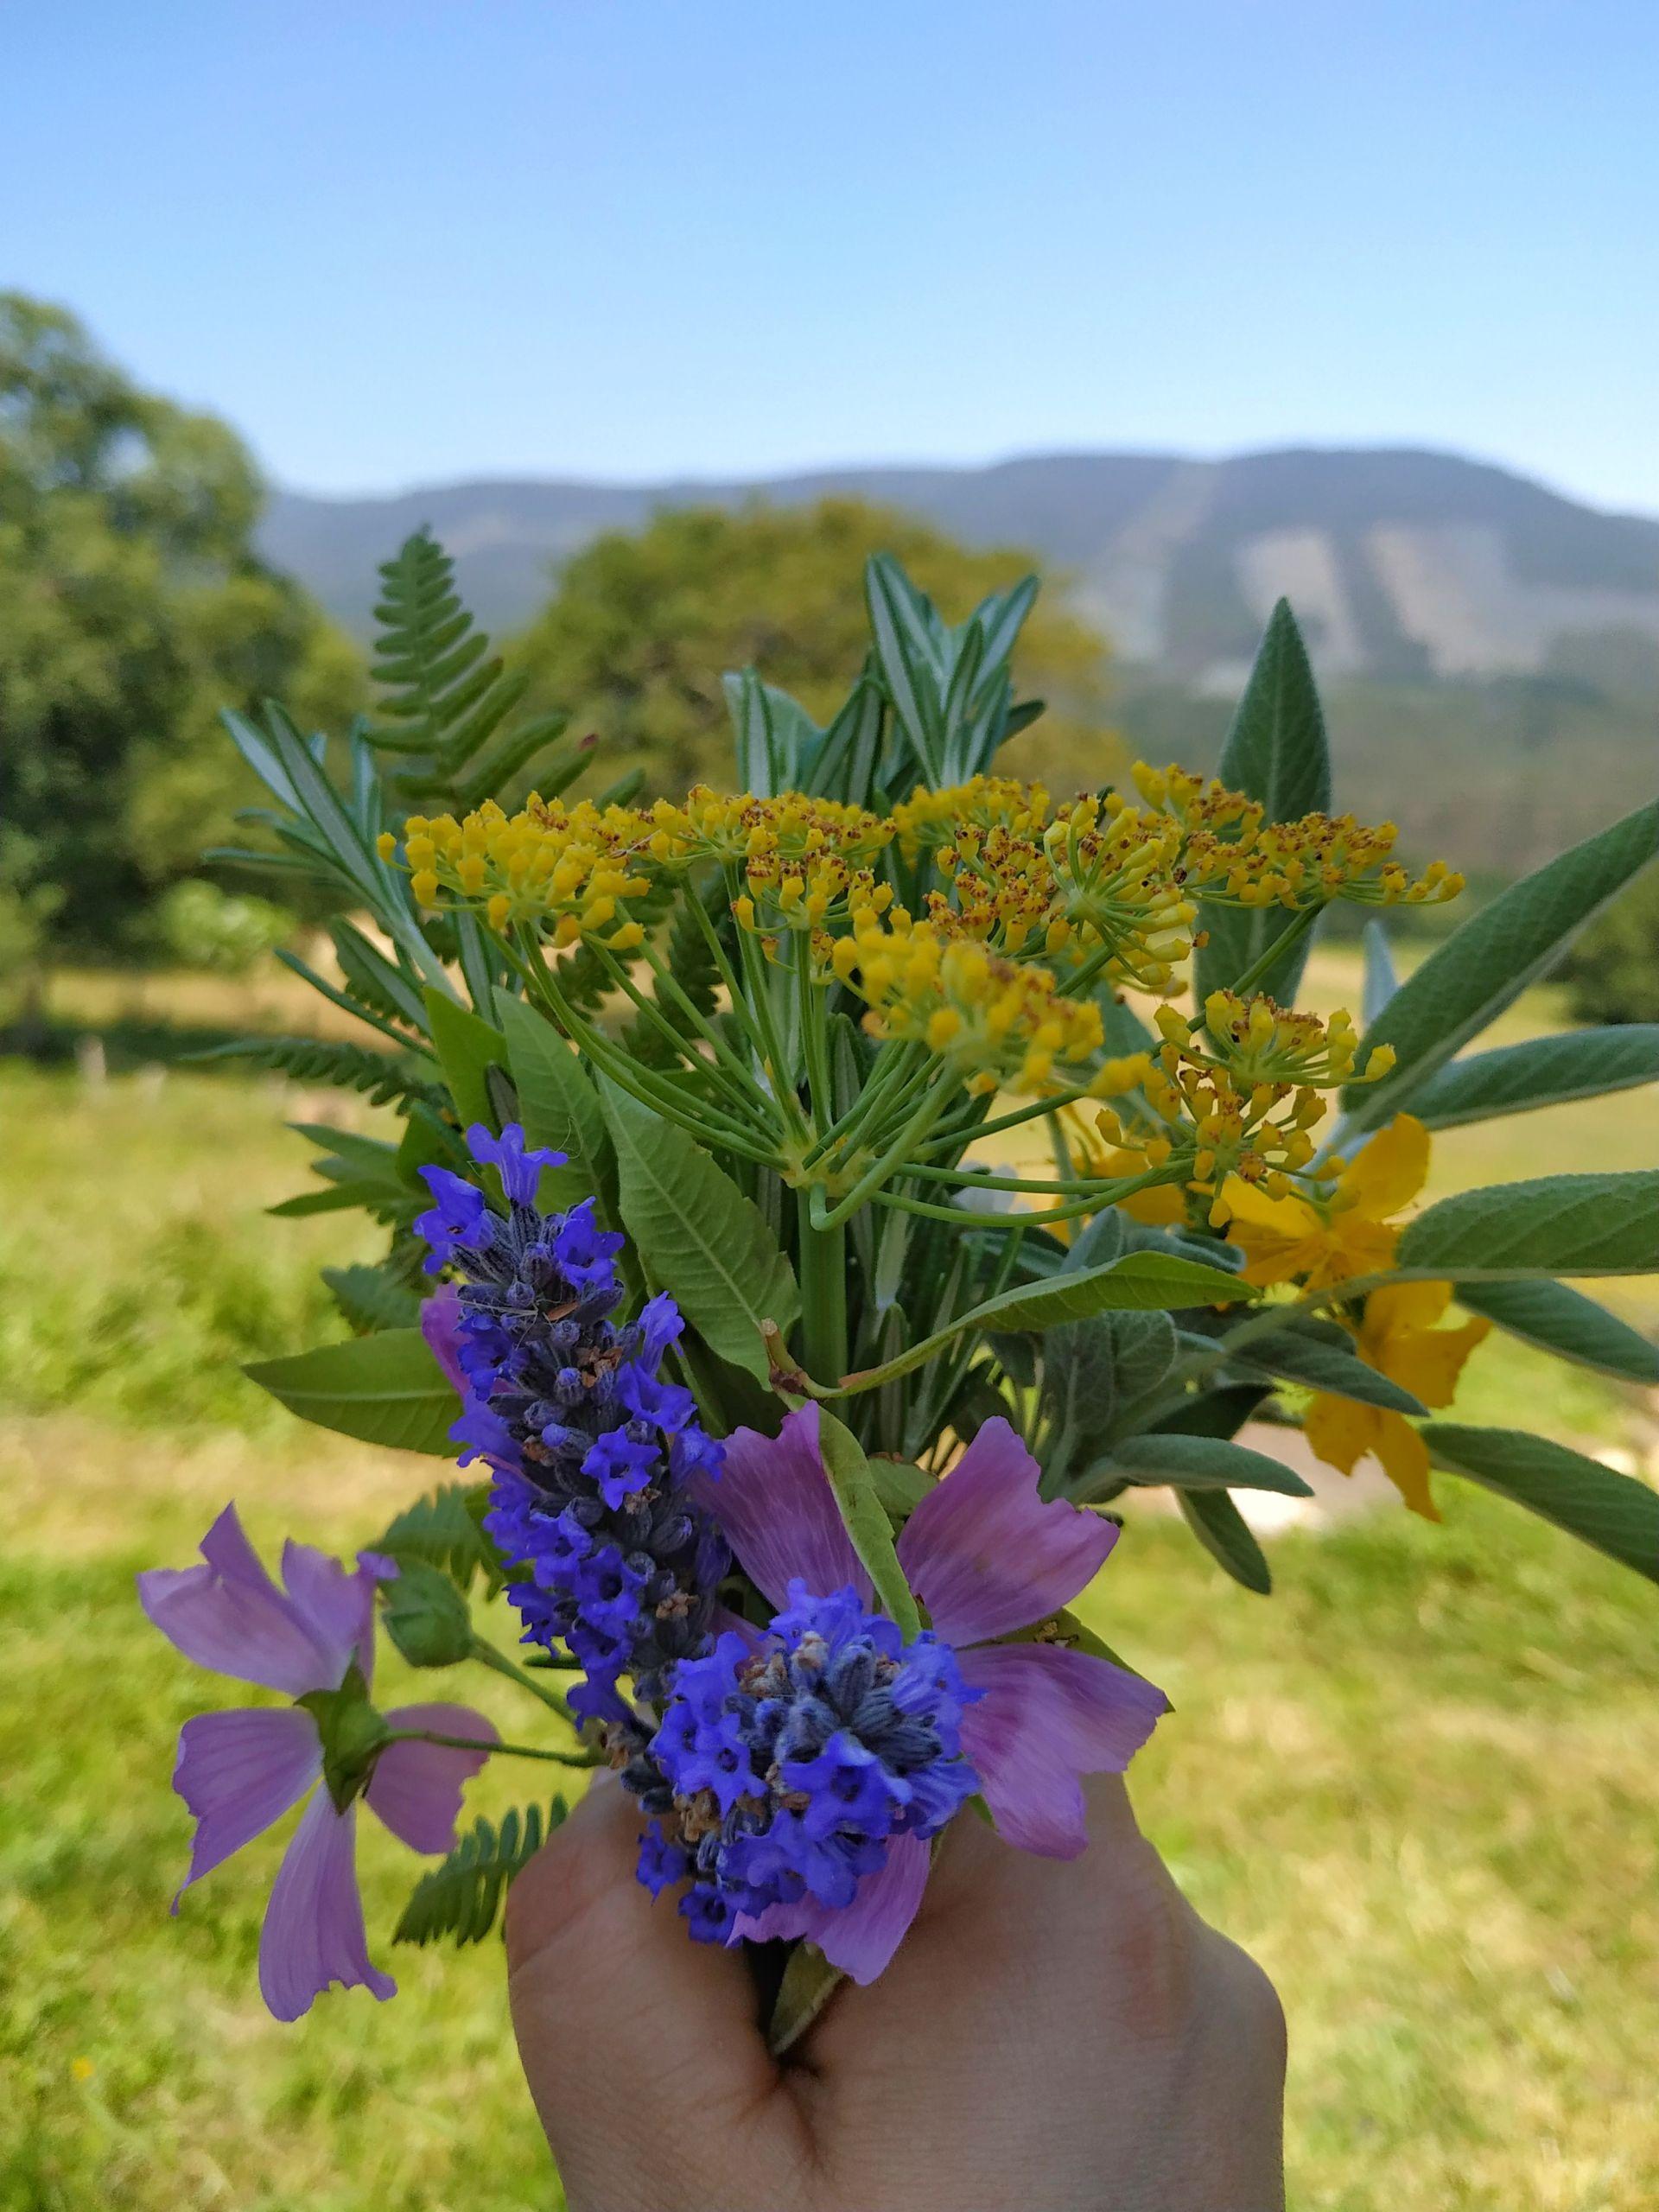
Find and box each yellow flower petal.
[1366,1278,1452,1341]
[1338,1113,1429,1219]
[1373,1411,1440,1521]
[1382,1313,1492,1411]
[1303,1391,1381,1477]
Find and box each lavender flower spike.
[138,1506,496,2020]
[638,1408,1168,1983]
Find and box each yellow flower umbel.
[831,906,1103,1096]
[1302,1284,1491,1519]
[1041,795,1196,991]
[1213,1113,1429,1289]
[386,796,660,949]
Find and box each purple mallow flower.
[416,1125,728,1723]
[138,1506,496,2021]
[633,1405,1168,1984]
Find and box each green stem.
[1212,899,1326,1007]
[796,1186,849,1384]
[384,1729,601,1768]
[812,1083,955,1230]
[469,1637,575,1722]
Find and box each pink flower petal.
[170,1707,321,1904]
[957,1641,1168,1859]
[420,1284,468,1396]
[278,1540,380,1684]
[692,1403,870,1612]
[258,1793,394,2021]
[896,1419,1119,1646]
[801,1831,931,1984]
[367,1704,498,1853]
[137,1504,343,1695]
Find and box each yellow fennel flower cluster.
[1196,993,1393,1088]
[653,789,893,957]
[1041,795,1195,990]
[830,906,1103,1096]
[891,777,1050,857]
[385,797,658,950]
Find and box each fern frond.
[374,1481,505,1593]
[393,1801,567,1948]
[328,920,429,1032]
[321,1262,422,1334]
[365,528,583,811]
[184,1035,444,1109]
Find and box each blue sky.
[7,1,1656,507]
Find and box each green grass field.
[4,955,1657,2210]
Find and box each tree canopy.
[511,497,1116,793]
[0,292,361,953]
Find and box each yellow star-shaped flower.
[1212,1113,1430,1290]
[1302,1281,1491,1519]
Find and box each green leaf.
[1195,600,1332,1008]
[1086,1433,1313,1497]
[380,1561,475,1668]
[321,1264,422,1334]
[1152,1382,1274,1440]
[1408,1027,1659,1129]
[1177,1489,1272,1593]
[835,1252,1251,1400]
[816,1408,922,1638]
[1235,1325,1427,1414]
[245,1329,460,1454]
[767,1942,846,2059]
[1343,799,1659,1132]
[1362,919,1399,1030]
[184,1034,441,1110]
[1421,1423,1659,1584]
[1454,1279,1659,1385]
[374,1481,504,1593]
[394,1802,567,1948]
[598,1082,799,1384]
[424,987,510,1133]
[1395,1171,1659,1279]
[495,991,612,1210]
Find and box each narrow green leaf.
[1087,1433,1313,1497]
[245,1329,460,1455]
[424,987,509,1133]
[598,1082,799,1384]
[1196,600,1332,1008]
[816,1408,922,1637]
[1362,919,1398,1030]
[767,1942,847,2058]
[1454,1279,1659,1385]
[1395,1171,1659,1279]
[1152,1382,1274,1440]
[1236,1325,1427,1414]
[1421,1422,1659,1584]
[495,991,612,1211]
[1408,1027,1659,1129]
[1344,798,1659,1132]
[1177,1489,1272,1593]
[834,1252,1251,1400]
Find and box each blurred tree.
[0,293,362,953]
[511,498,1116,792]
[1558,867,1659,1024]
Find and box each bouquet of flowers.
[144,537,1659,2048]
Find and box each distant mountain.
[261,446,1659,686]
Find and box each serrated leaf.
[375,1481,505,1592]
[1408,1027,1659,1129]
[1343,799,1659,1133]
[424,988,509,1133]
[495,991,611,1211]
[1177,1489,1272,1593]
[1395,1171,1659,1279]
[322,1264,422,1334]
[1421,1423,1659,1584]
[1087,1432,1313,1497]
[598,1082,798,1383]
[1235,1325,1427,1414]
[1453,1279,1659,1386]
[245,1329,460,1454]
[1196,600,1332,1008]
[817,1408,922,1637]
[394,1801,566,1947]
[836,1252,1250,1400]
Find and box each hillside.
[262,446,1659,687]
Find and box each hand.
[507,1772,1286,2212]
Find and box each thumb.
[505,1774,791,2210]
